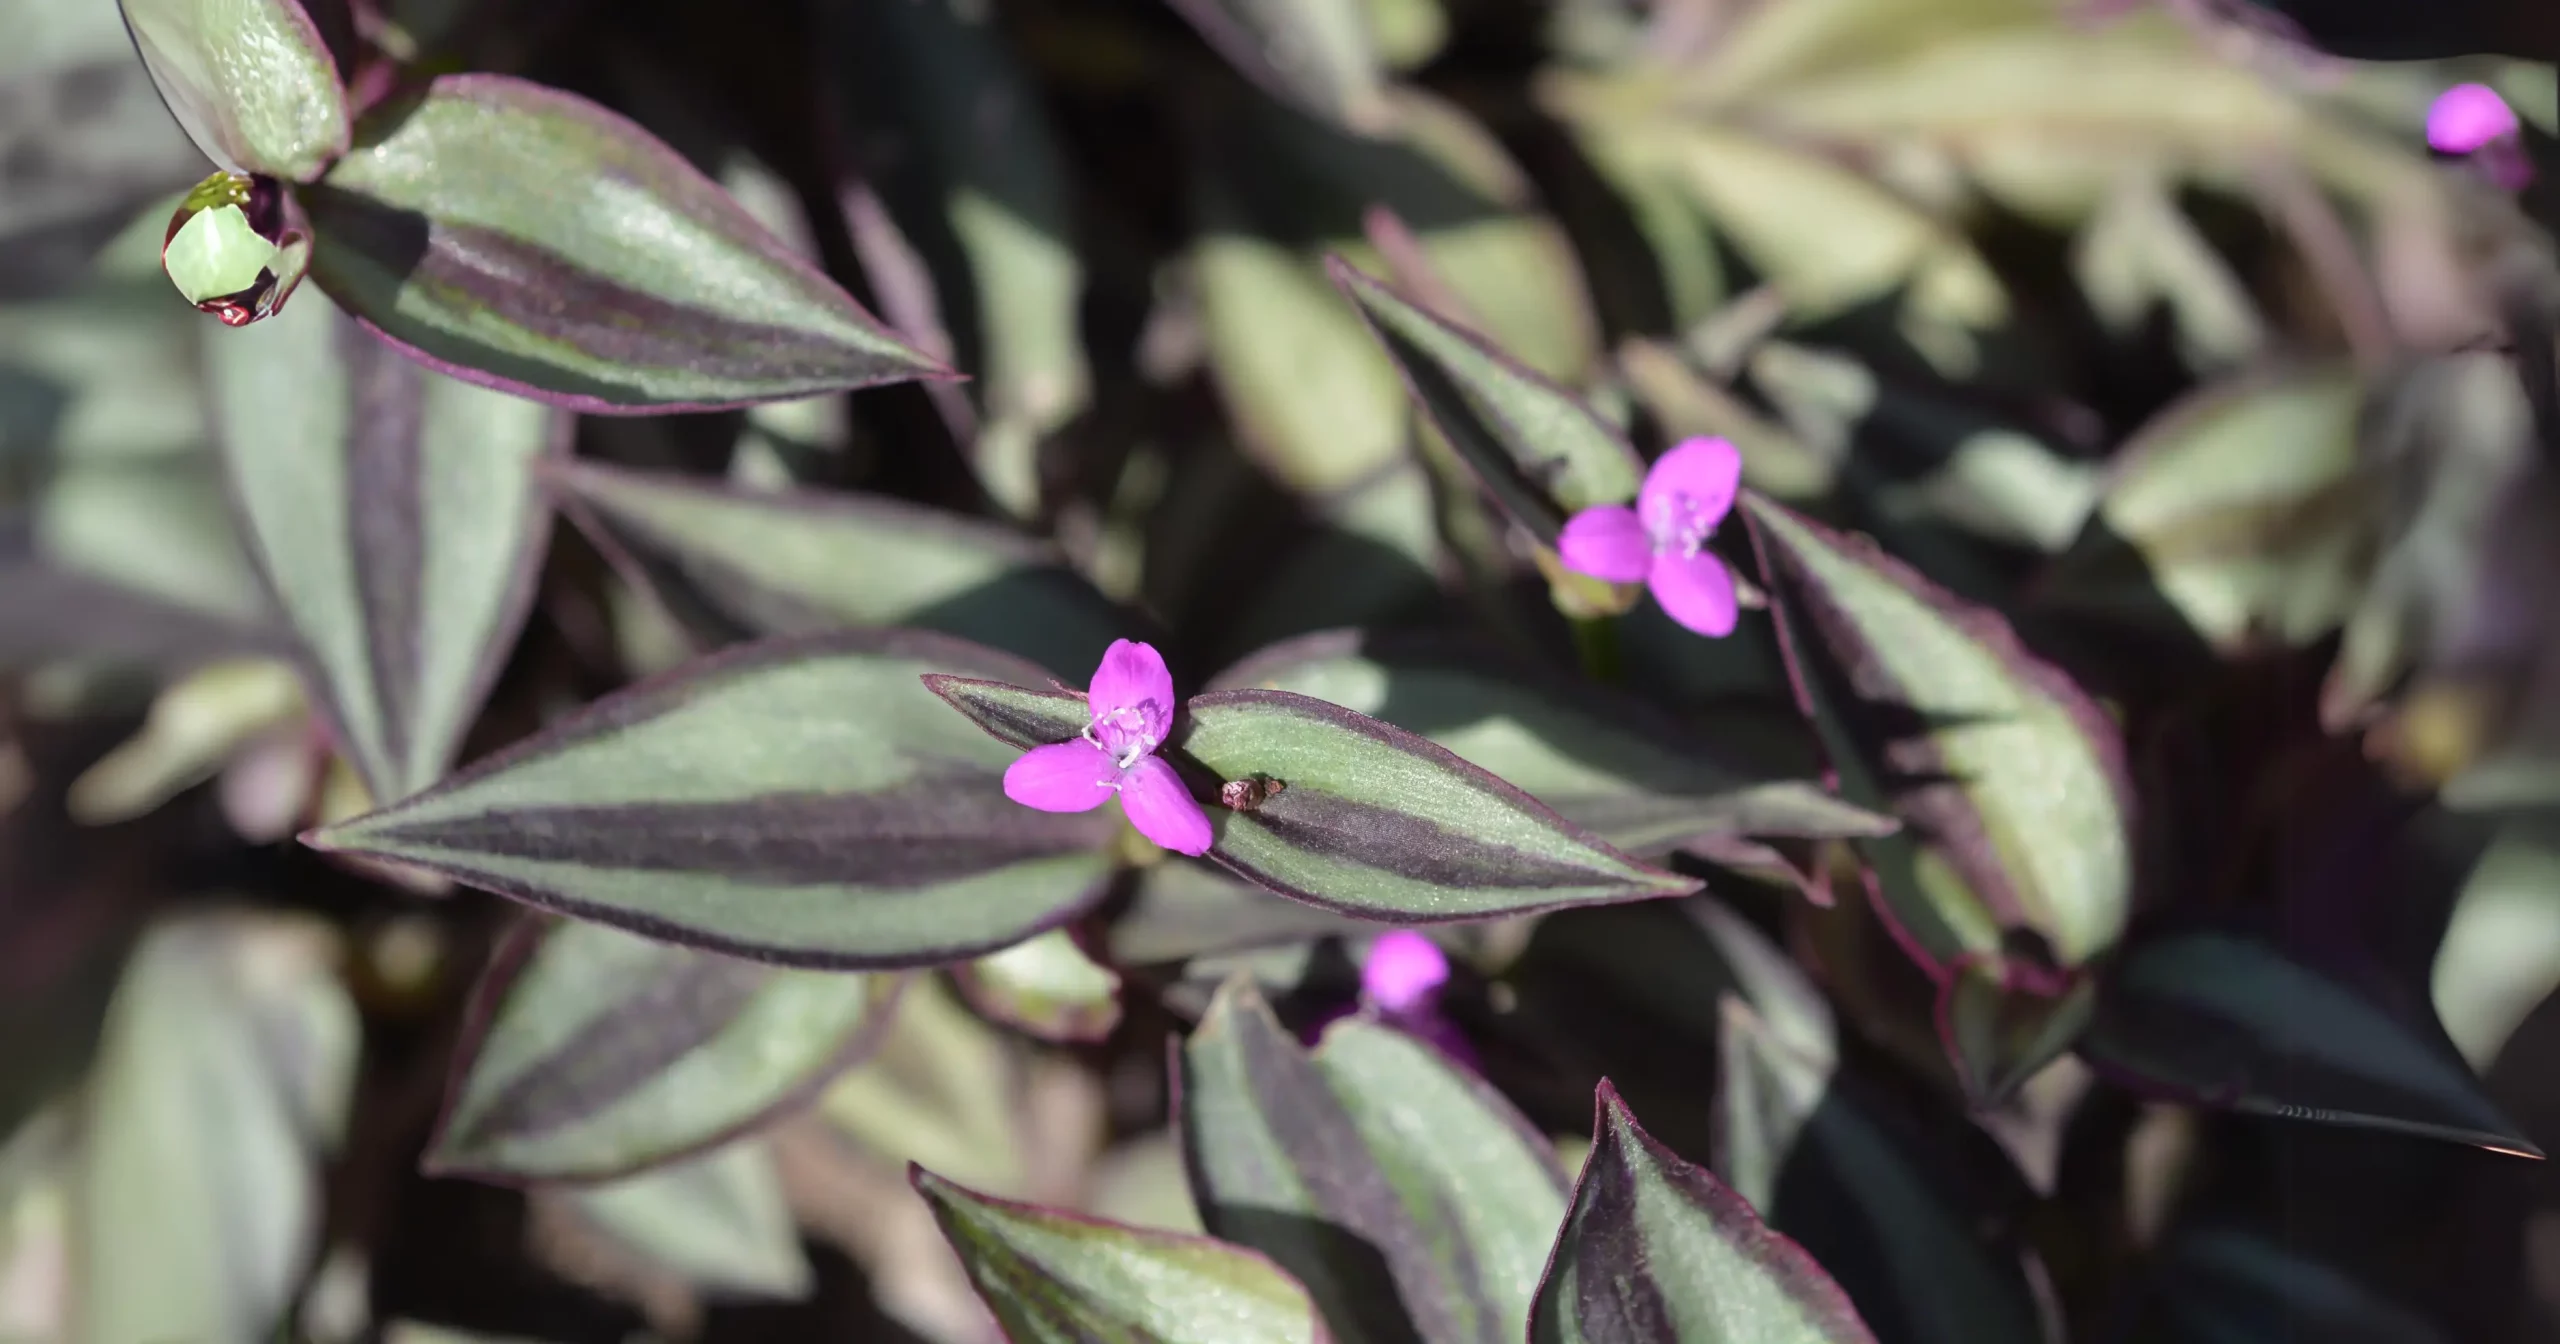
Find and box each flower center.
[1643,491,1720,559]
[1084,703,1162,773]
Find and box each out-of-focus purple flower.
[2429,83,2519,155]
[1002,639,1213,856]
[2427,83,2534,192]
[1361,930,1449,1012]
[1556,437,1744,637]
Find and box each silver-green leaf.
[208,289,566,804]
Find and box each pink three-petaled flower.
[1002,639,1214,856]
[1555,436,1744,637]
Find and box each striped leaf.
[1179,977,1567,1344]
[209,290,565,804]
[428,918,899,1182]
[916,1166,1330,1344]
[304,74,950,412]
[1328,257,1642,543]
[305,630,1123,967]
[1530,1082,1877,1344]
[549,460,1123,678]
[926,677,1699,920]
[1213,631,1894,856]
[2082,932,2539,1157]
[117,0,348,181]
[1740,493,2134,1099]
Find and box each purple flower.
[2427,83,2534,192]
[1556,436,1744,637]
[2428,83,2518,155]
[1001,639,1214,856]
[1361,930,1449,1013]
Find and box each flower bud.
[162,171,313,327]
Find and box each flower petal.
[1637,437,1743,533]
[1648,548,1740,638]
[1003,739,1118,812]
[1117,755,1213,856]
[1362,930,1449,1013]
[2428,83,2517,155]
[1557,505,1652,583]
[1088,638,1175,747]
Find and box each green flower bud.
[161,171,313,327]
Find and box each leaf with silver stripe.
[209,289,566,804]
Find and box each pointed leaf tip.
[1328,254,1643,542]
[1532,1081,1879,1344]
[915,1164,1330,1344]
[308,75,950,412]
[311,631,1120,967]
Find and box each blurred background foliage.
[7,0,2560,1338]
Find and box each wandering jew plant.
[8,0,2560,1338]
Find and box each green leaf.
[952,929,1123,1044]
[305,630,1122,967]
[1329,257,1642,542]
[1180,977,1566,1344]
[73,913,359,1344]
[1530,1082,1878,1344]
[116,0,349,181]
[208,289,564,804]
[1715,996,2045,1344]
[2039,368,2368,655]
[548,460,1123,678]
[2081,932,2541,1157]
[1741,493,2133,1097]
[915,1165,1329,1344]
[305,74,950,412]
[428,918,898,1182]
[824,0,1090,517]
[1190,86,1597,498]
[927,676,1700,920]
[554,1142,813,1299]
[1181,690,1698,916]
[1213,630,1894,855]
[1164,0,1391,130]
